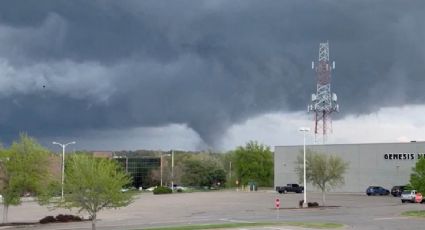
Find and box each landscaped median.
[141,221,344,230]
[402,210,425,218]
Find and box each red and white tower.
[308,41,339,143]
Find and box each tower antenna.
[308,41,339,143]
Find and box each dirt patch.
[0,222,38,227]
[273,205,341,210]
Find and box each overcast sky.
[1,0,425,152]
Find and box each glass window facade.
[115,157,160,188]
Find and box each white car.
[401,190,422,203]
[175,186,187,191]
[145,186,157,192]
[170,185,188,191]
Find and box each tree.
[233,141,274,186]
[0,133,52,223]
[61,154,134,230]
[295,150,349,206]
[409,157,425,194]
[181,155,226,188]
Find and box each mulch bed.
[273,205,341,210]
[0,214,89,227]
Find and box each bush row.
[39,214,83,224]
[153,186,173,194]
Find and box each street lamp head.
[299,127,310,132]
[65,141,76,146]
[52,141,76,147]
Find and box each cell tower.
[308,41,339,143]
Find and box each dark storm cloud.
[0,0,424,147]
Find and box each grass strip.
[141,221,343,230]
[284,222,343,228]
[402,210,425,217]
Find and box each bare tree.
[296,150,349,206]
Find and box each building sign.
[384,153,425,160]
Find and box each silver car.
[401,190,418,203]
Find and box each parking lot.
[2,190,425,230]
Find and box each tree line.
[0,135,274,229]
[146,141,274,189]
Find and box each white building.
[274,142,425,192]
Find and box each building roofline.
[275,141,425,148]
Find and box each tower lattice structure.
[308,41,339,143]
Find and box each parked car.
[276,184,304,194]
[391,185,407,197]
[401,190,424,203]
[366,186,390,196]
[401,190,417,203]
[144,186,157,192]
[170,184,188,192]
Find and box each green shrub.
[153,186,172,195]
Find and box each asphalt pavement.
[1,189,424,230]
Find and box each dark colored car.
[366,186,390,196]
[276,184,304,194]
[391,185,407,197]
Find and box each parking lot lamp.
[52,141,76,200]
[299,127,310,208]
[171,150,174,190]
[160,155,164,187]
[160,152,172,187]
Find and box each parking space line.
[219,218,253,223]
[264,227,294,230]
[374,217,409,220]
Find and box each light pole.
[160,155,163,187]
[171,150,174,190]
[52,141,76,199]
[229,161,232,187]
[160,152,172,187]
[299,127,310,208]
